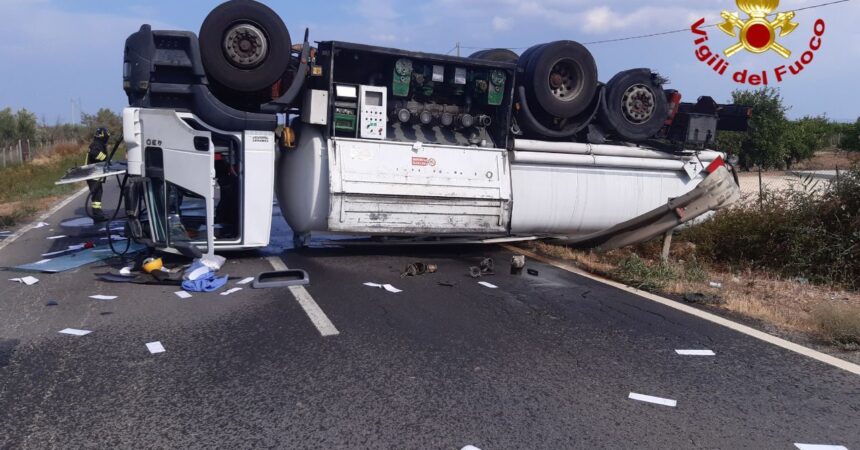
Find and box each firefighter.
[87,127,111,222]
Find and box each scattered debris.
[220,287,243,296]
[174,291,193,299]
[46,235,67,240]
[478,281,498,289]
[183,272,229,293]
[42,243,89,257]
[709,281,723,289]
[628,392,677,407]
[252,270,310,289]
[59,329,92,336]
[89,295,118,301]
[468,267,482,279]
[33,222,49,229]
[60,217,95,228]
[198,254,227,271]
[401,262,438,278]
[142,257,164,274]
[675,349,716,356]
[363,282,403,293]
[15,243,145,273]
[480,258,495,275]
[146,341,166,354]
[119,267,133,276]
[9,276,39,286]
[527,268,540,277]
[683,292,726,306]
[510,255,526,275]
[438,281,456,288]
[46,301,59,307]
[237,277,255,285]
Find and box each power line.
[454,0,851,51]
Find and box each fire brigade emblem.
[718,0,798,58]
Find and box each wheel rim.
[621,84,656,124]
[223,23,269,69]
[548,59,583,102]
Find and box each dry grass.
[529,241,860,348]
[792,150,860,171]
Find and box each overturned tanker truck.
[112,0,747,256]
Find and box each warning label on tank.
[411,157,437,167]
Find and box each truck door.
[139,109,216,256]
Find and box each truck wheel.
[522,41,597,119]
[200,0,292,93]
[598,69,668,142]
[469,48,519,63]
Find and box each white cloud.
[492,17,512,32]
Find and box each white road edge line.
[267,256,339,337]
[502,245,860,376]
[628,392,677,407]
[0,187,89,254]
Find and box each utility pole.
[456,42,460,57]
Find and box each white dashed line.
[59,329,92,336]
[505,245,860,376]
[675,350,716,356]
[795,444,848,450]
[628,392,677,407]
[267,256,339,337]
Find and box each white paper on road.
[795,445,848,450]
[221,287,243,296]
[478,281,498,289]
[34,222,49,229]
[59,328,92,336]
[628,392,677,407]
[119,267,133,276]
[237,277,255,285]
[675,350,716,356]
[10,276,40,286]
[100,235,128,241]
[383,284,402,293]
[462,446,483,450]
[46,235,67,240]
[146,341,166,354]
[364,282,383,288]
[174,291,192,299]
[89,295,118,300]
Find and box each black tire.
[200,0,292,93]
[520,41,597,119]
[468,48,519,63]
[598,68,668,142]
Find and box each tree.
[0,108,15,145]
[783,115,832,169]
[81,108,122,142]
[14,109,38,142]
[717,87,790,170]
[840,118,860,152]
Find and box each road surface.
[0,183,857,449]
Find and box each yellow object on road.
[142,257,163,274]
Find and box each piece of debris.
[363,282,403,293]
[199,254,227,271]
[89,295,118,301]
[146,341,166,354]
[628,392,677,407]
[252,270,310,289]
[46,235,67,240]
[33,222,49,229]
[15,243,146,273]
[100,312,113,316]
[42,243,88,257]
[462,446,483,450]
[675,349,716,356]
[401,262,438,278]
[174,291,193,299]
[709,281,723,289]
[9,276,39,286]
[59,329,92,336]
[237,277,255,285]
[468,267,482,278]
[60,217,95,228]
[480,258,495,275]
[794,444,848,450]
[119,267,133,276]
[683,293,725,306]
[511,255,526,275]
[46,301,59,307]
[527,268,540,277]
[438,281,456,287]
[220,287,243,296]
[183,272,229,293]
[478,281,498,289]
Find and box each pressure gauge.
[490,70,506,87]
[395,58,413,76]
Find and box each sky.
[0,0,856,123]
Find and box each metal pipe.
[510,151,689,171]
[514,139,723,162]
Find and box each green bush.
[682,168,860,288]
[613,254,677,292]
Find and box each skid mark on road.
[266,256,339,337]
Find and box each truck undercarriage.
[69,0,748,255]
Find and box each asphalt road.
[0,185,858,449]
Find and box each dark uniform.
[87,128,110,222]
